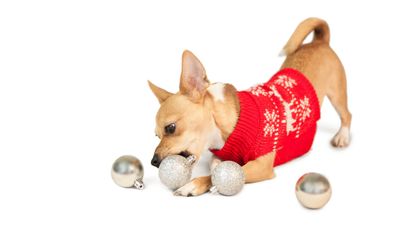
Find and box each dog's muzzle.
[151,151,192,168]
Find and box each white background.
[1,1,414,232]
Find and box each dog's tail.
[279,18,330,56]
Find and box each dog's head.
[148,50,217,167]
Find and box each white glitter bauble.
[111,155,144,189]
[211,161,245,196]
[158,155,196,190]
[295,172,332,209]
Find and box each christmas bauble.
[111,155,144,189]
[295,172,331,209]
[158,155,196,190]
[211,161,245,196]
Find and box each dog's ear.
[148,81,173,104]
[179,50,209,102]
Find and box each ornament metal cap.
[185,155,196,166]
[134,179,145,190]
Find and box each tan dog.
[148,18,351,196]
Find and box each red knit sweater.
[210,68,320,167]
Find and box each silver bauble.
[211,161,245,196]
[111,155,144,189]
[158,155,196,190]
[295,172,332,209]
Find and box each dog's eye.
[164,123,176,135]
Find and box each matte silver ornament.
[111,155,144,189]
[158,155,196,190]
[210,161,245,196]
[295,172,331,209]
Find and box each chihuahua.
[148,18,351,196]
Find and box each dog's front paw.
[173,176,211,197]
[331,126,350,147]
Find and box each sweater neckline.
[210,91,260,165]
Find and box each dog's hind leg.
[327,65,352,147]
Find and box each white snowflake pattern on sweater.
[263,109,278,137]
[249,85,268,97]
[250,74,313,143]
[298,96,311,121]
[275,75,297,88]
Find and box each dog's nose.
[151,154,161,168]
